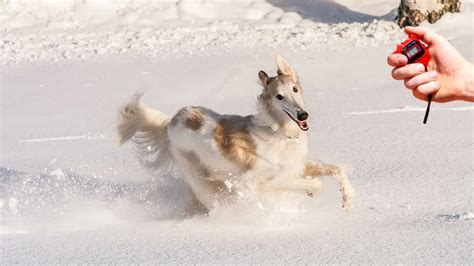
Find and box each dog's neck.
[254,98,303,139]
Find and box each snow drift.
[0,0,404,64]
[0,0,303,30]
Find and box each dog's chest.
[254,134,308,175]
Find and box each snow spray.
[394,34,432,124]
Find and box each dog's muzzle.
[284,110,309,131]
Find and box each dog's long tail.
[117,92,174,171]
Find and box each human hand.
[387,26,474,103]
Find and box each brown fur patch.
[169,108,185,127]
[214,118,257,172]
[169,116,179,127]
[169,108,204,130]
[185,110,204,131]
[304,163,338,177]
[304,164,319,176]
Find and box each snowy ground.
[1,0,473,264]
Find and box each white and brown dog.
[117,54,354,211]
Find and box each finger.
[403,71,438,90]
[391,63,425,80]
[404,26,435,45]
[387,54,407,67]
[412,88,429,101]
[416,80,441,95]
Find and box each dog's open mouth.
[284,111,309,131]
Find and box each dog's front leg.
[304,161,355,210]
[284,178,325,197]
[261,176,324,197]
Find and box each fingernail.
[430,71,438,78]
[417,64,425,72]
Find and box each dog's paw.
[342,197,353,210]
[341,185,355,210]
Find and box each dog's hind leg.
[173,149,233,210]
[304,162,355,209]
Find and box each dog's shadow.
[0,167,207,224]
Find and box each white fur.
[117,55,355,211]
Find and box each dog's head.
[258,54,309,131]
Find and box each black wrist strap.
[422,67,432,124]
[423,94,432,124]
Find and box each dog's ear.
[275,54,298,82]
[258,70,270,87]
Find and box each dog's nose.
[297,111,309,121]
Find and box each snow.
[0,0,405,65]
[0,20,403,65]
[0,0,287,30]
[1,0,473,264]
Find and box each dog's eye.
[293,86,298,93]
[276,94,284,100]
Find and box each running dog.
[117,54,354,211]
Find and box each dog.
[117,54,354,211]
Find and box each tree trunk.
[397,0,461,27]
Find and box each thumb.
[404,26,436,45]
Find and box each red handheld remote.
[393,34,432,124]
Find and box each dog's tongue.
[298,120,309,131]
